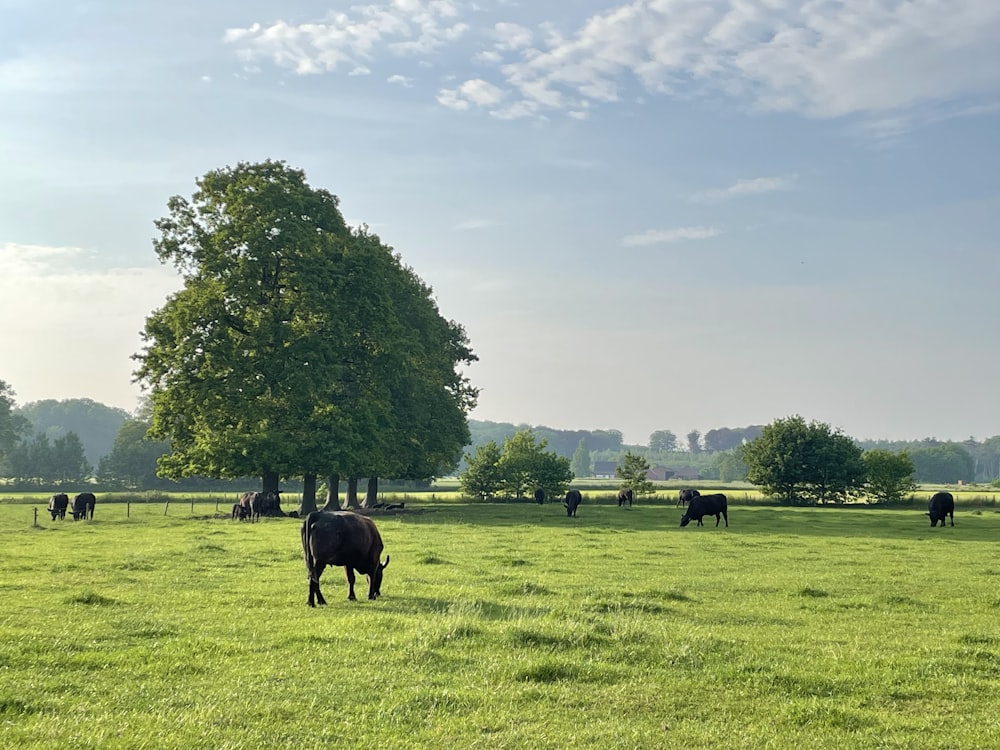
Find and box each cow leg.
[345,567,357,601]
[722,510,728,527]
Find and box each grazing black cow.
[76,492,96,520]
[677,488,700,507]
[301,511,389,605]
[617,488,633,507]
[48,493,69,521]
[534,488,545,504]
[680,493,728,527]
[71,493,89,521]
[563,489,582,517]
[927,492,955,527]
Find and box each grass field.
[2,500,999,748]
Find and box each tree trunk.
[262,470,282,515]
[321,473,341,511]
[362,476,378,508]
[300,473,318,515]
[345,476,361,509]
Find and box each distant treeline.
[3,400,998,487]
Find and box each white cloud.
[621,227,720,246]
[437,77,506,110]
[695,175,797,202]
[227,1,1000,129]
[224,1,471,74]
[387,73,414,87]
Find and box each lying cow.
[677,488,700,507]
[301,511,389,605]
[48,493,69,521]
[680,493,728,527]
[617,488,633,508]
[564,489,582,517]
[927,492,955,527]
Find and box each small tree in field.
[460,442,504,501]
[571,438,592,478]
[862,449,917,503]
[616,451,655,499]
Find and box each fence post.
[33,507,38,527]
[164,500,169,516]
[127,501,131,519]
[191,497,195,514]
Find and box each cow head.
[679,514,692,527]
[927,512,941,527]
[370,555,391,599]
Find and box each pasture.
[2,501,999,749]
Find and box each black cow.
[75,492,96,520]
[680,493,728,527]
[563,489,582,517]
[301,511,390,605]
[48,493,69,521]
[251,490,283,522]
[927,492,955,527]
[617,488,633,507]
[534,488,545,504]
[677,488,700,507]
[71,493,89,521]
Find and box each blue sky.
[2,0,998,445]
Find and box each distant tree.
[908,443,975,484]
[459,442,505,501]
[571,438,592,478]
[497,430,572,501]
[648,430,678,453]
[98,419,171,488]
[703,427,743,453]
[51,433,92,482]
[686,430,702,454]
[15,398,129,469]
[861,449,917,504]
[711,450,749,482]
[615,451,654,498]
[589,429,624,452]
[742,415,865,504]
[0,380,29,469]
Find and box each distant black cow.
[927,492,955,527]
[617,488,633,507]
[48,493,69,521]
[301,511,390,605]
[680,493,728,528]
[71,493,89,521]
[534,488,545,504]
[564,489,582,517]
[677,488,700,507]
[75,492,96,520]
[251,490,283,522]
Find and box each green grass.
[2,502,1000,748]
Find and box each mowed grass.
[2,502,1000,749]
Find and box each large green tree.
[741,415,865,504]
[861,449,917,504]
[570,438,591,478]
[134,161,476,510]
[460,441,505,501]
[908,442,975,484]
[648,430,677,453]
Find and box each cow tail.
[302,511,321,578]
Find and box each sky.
[2,0,999,446]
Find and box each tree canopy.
[459,430,572,502]
[741,415,865,504]
[133,160,477,496]
[615,451,654,498]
